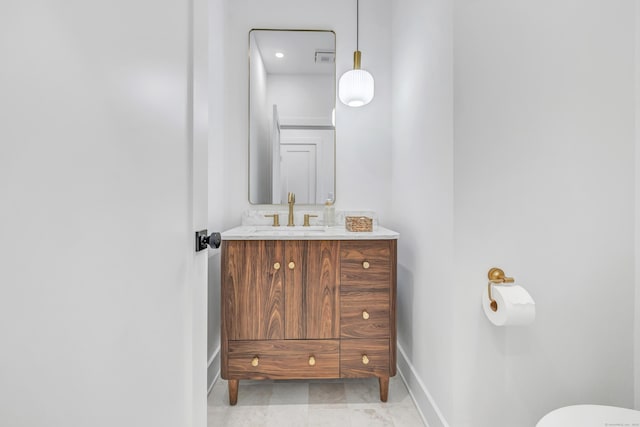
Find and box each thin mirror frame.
[248,28,336,205]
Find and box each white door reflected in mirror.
[280,144,316,204]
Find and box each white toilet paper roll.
[482,284,535,326]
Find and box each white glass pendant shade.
[339,68,374,107]
[340,1,375,108]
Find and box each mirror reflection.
[249,29,336,205]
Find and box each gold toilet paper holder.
[487,267,514,312]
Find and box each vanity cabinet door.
[285,240,340,340]
[222,240,285,341]
[223,240,339,341]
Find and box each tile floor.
[207,376,425,426]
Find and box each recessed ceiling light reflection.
[275,52,284,58]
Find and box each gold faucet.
[287,192,296,226]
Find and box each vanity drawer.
[340,241,391,290]
[340,339,390,377]
[227,340,339,379]
[341,291,390,339]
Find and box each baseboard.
[207,346,220,395]
[396,344,450,427]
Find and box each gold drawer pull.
[362,261,370,269]
[251,356,259,367]
[362,310,370,320]
[273,262,281,270]
[308,356,316,366]
[288,261,295,270]
[362,354,370,365]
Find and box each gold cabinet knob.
[273,262,281,270]
[362,261,370,269]
[308,356,316,366]
[362,355,370,365]
[362,310,370,320]
[251,356,259,367]
[288,261,295,270]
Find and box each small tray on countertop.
[345,216,373,232]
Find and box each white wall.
[389,0,454,425]
[453,1,635,425]
[209,0,392,391]
[222,0,392,217]
[249,33,272,204]
[208,0,391,392]
[390,0,636,426]
[268,74,334,125]
[210,1,639,423]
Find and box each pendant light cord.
[356,0,359,51]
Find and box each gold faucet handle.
[303,214,318,227]
[288,192,295,203]
[264,214,280,227]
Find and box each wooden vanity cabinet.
[221,239,396,405]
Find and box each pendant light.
[338,0,374,107]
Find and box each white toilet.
[536,404,640,427]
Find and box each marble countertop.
[221,225,399,240]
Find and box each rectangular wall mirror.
[249,29,336,205]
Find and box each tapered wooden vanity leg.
[228,379,239,406]
[378,376,389,402]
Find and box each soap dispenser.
[324,197,335,227]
